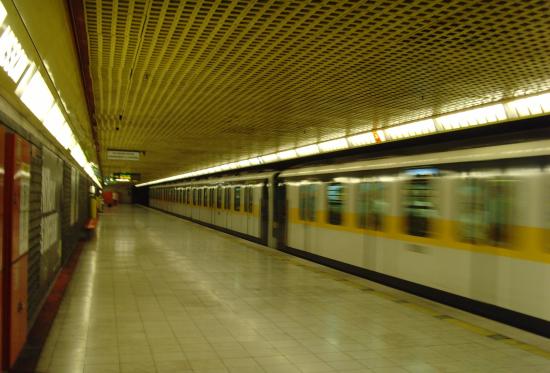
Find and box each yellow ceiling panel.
[83,0,550,182]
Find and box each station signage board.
[107,149,140,161]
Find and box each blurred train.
[149,139,550,336]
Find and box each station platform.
[35,205,549,373]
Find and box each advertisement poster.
[40,148,62,287]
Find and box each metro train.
[149,139,550,336]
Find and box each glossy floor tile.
[36,205,549,373]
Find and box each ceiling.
[82,0,550,182]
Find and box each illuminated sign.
[0,26,30,83]
[107,149,141,161]
[0,3,30,84]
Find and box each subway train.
[149,139,550,336]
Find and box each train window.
[224,188,231,209]
[327,183,344,225]
[404,178,436,237]
[203,188,208,207]
[234,186,241,211]
[198,188,203,206]
[357,182,385,230]
[299,184,316,221]
[187,188,191,204]
[458,178,514,247]
[216,186,222,208]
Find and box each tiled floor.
[37,205,549,373]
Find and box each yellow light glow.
[19,71,54,121]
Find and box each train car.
[148,140,549,335]
[278,139,550,334]
[149,172,276,246]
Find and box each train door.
[358,180,386,270]
[224,187,231,230]
[276,181,287,249]
[245,186,254,237]
[232,186,242,233]
[214,186,223,227]
[208,187,216,224]
[2,132,30,369]
[260,182,269,243]
[301,183,318,253]
[184,188,190,217]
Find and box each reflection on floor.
[37,205,550,373]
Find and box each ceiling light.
[59,122,76,149]
[0,2,6,24]
[70,144,87,167]
[260,154,278,163]
[277,149,297,160]
[19,71,54,121]
[248,157,261,165]
[295,144,320,156]
[437,104,506,130]
[507,93,550,117]
[385,119,436,140]
[318,138,349,152]
[238,159,251,167]
[347,132,376,146]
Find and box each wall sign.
[0,2,31,84]
[107,149,140,161]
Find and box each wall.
[104,184,133,204]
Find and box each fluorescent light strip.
[136,91,550,187]
[318,138,349,152]
[0,2,6,24]
[296,144,320,156]
[507,93,550,117]
[277,149,297,160]
[0,5,101,187]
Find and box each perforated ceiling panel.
[83,0,550,182]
